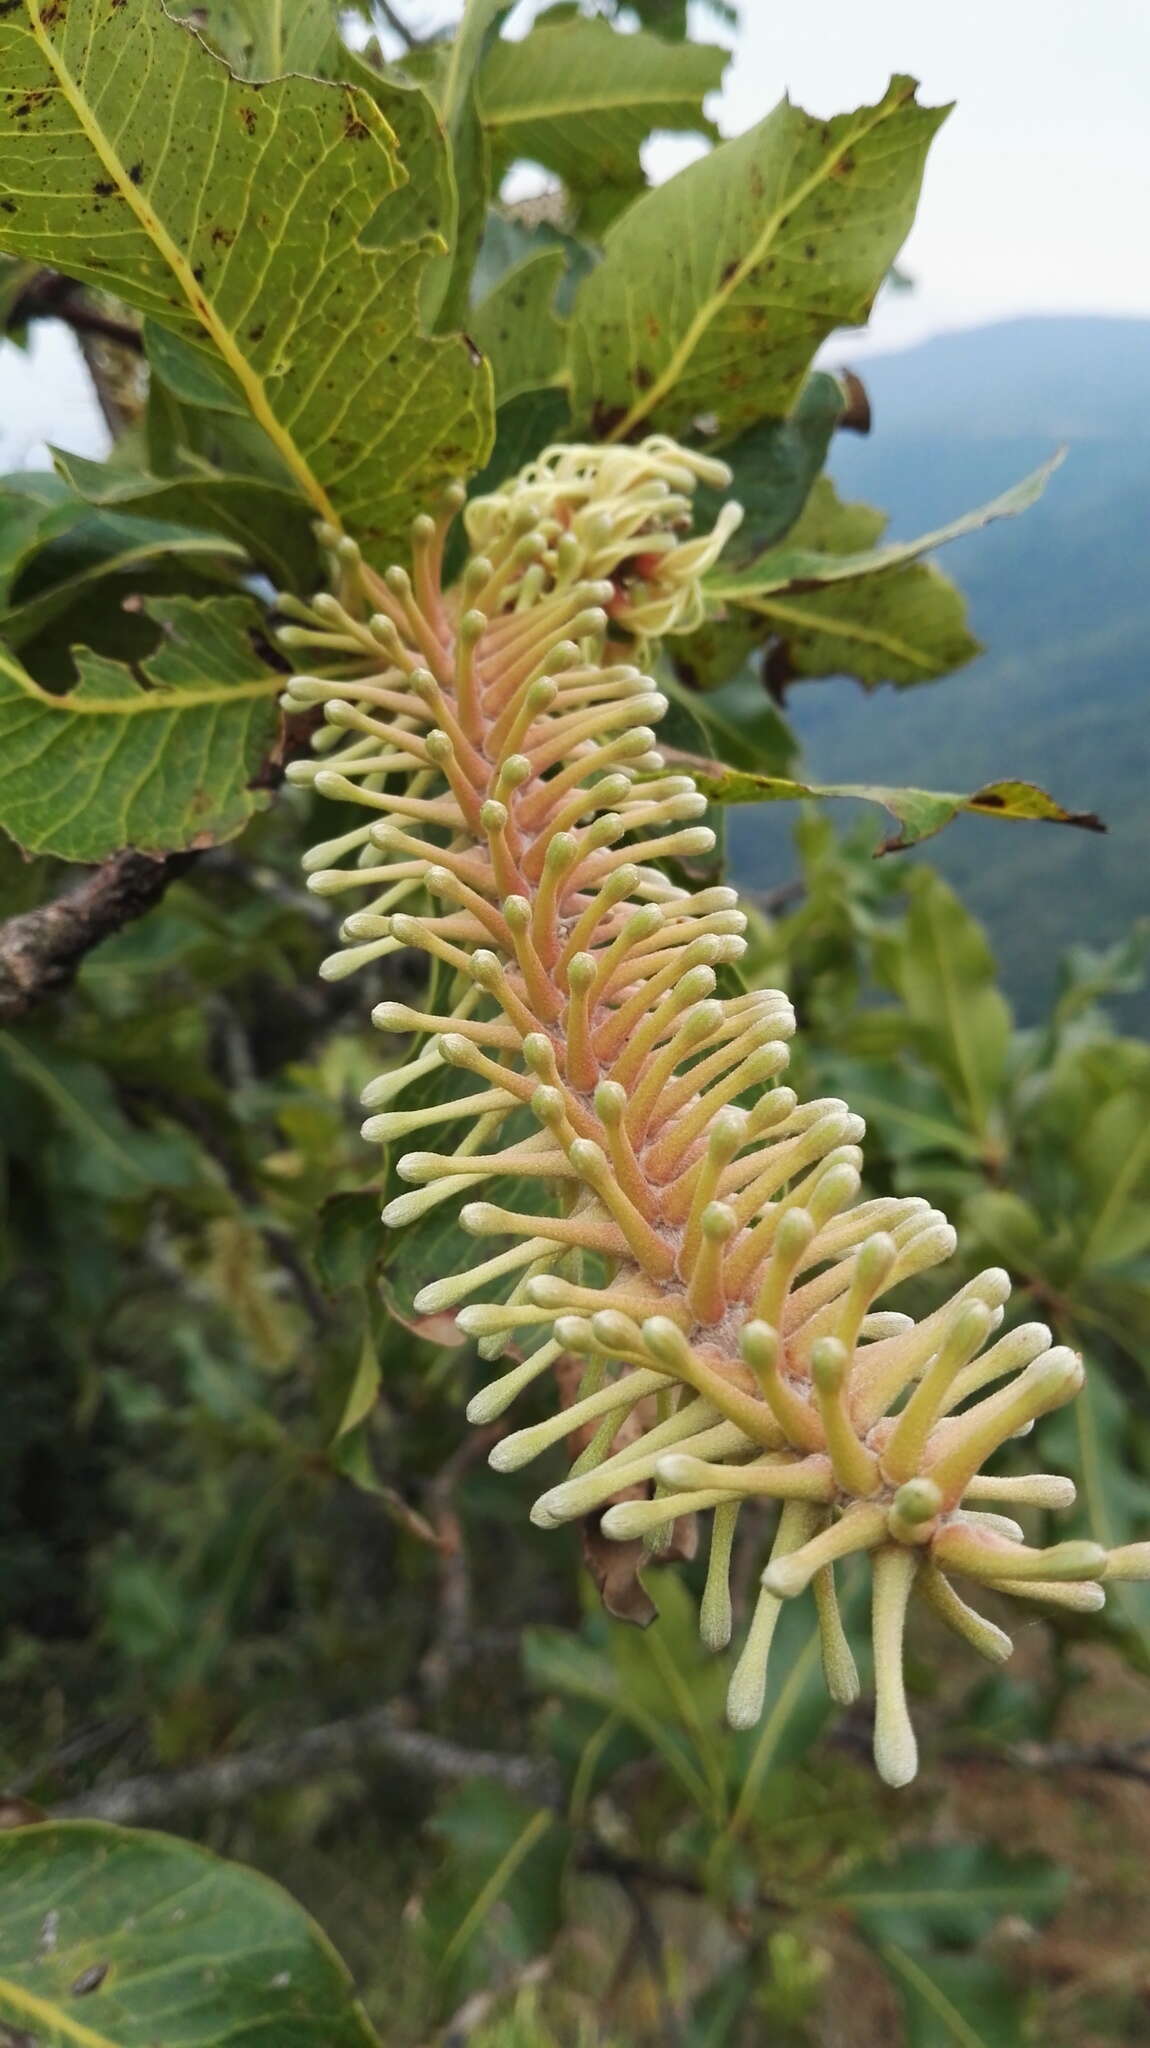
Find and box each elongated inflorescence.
[283,437,1150,1787]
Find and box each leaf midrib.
[0,647,281,718]
[606,86,915,442]
[483,88,716,124]
[1080,1114,1150,1269]
[0,1972,118,2047]
[734,591,942,669]
[876,1940,988,2048]
[26,0,340,528]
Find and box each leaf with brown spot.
[684,762,1104,853]
[0,0,491,556]
[0,594,284,860]
[570,75,948,441]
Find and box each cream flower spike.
[464,435,743,639]
[282,435,1150,1789]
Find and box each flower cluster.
[281,436,1150,1786]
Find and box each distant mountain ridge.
[836,314,1150,441]
[728,315,1150,1021]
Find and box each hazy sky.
[4,0,1147,467]
[666,0,1150,352]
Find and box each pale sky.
[4,0,1147,468]
[663,0,1150,353]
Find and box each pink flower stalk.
[282,437,1150,1787]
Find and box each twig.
[975,1733,1150,1789]
[0,849,194,1022]
[7,270,143,353]
[53,1705,561,1825]
[375,1,426,48]
[420,1425,505,1703]
[0,715,322,1023]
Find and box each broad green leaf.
[0,1820,381,2046]
[168,0,340,81]
[465,386,572,503]
[827,1843,1067,1946]
[54,449,321,593]
[884,871,1014,1140]
[1,526,242,654]
[0,594,283,860]
[1072,1073,1150,1271]
[681,760,1103,857]
[693,371,853,567]
[570,76,947,441]
[471,209,595,315]
[469,248,567,403]
[717,475,981,690]
[1044,1360,1150,1664]
[421,1784,567,1992]
[0,473,245,654]
[662,666,799,778]
[478,15,727,234]
[834,1845,1066,2048]
[413,0,512,332]
[0,471,78,601]
[0,0,491,554]
[871,1944,1029,2048]
[524,1620,718,1814]
[822,1055,986,1167]
[0,1031,205,1199]
[707,455,1063,604]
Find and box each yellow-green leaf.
[682,760,1104,855]
[469,248,567,403]
[0,0,491,556]
[0,594,283,860]
[707,454,1063,605]
[570,75,947,441]
[0,1820,381,2047]
[478,14,727,234]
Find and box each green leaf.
[353,61,458,330]
[833,1845,1067,2048]
[421,1783,567,1991]
[570,75,947,441]
[53,449,321,594]
[471,209,595,315]
[870,1944,1030,2048]
[0,471,81,602]
[663,666,799,779]
[883,871,1013,1140]
[524,1614,719,1815]
[464,386,572,507]
[478,15,727,235]
[727,1596,862,1835]
[1043,1361,1150,1664]
[0,0,491,555]
[681,761,1103,857]
[0,1031,205,1199]
[827,1842,1067,1945]
[717,475,981,691]
[0,594,283,860]
[168,0,341,81]
[0,474,245,652]
[694,371,853,565]
[415,0,512,333]
[469,248,567,403]
[1072,1072,1150,1271]
[0,1820,381,2046]
[707,454,1063,604]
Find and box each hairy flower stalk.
[284,437,1150,1787]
